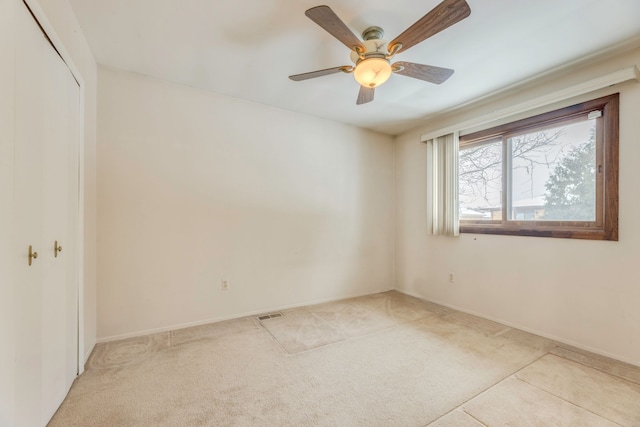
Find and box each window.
[458,93,618,240]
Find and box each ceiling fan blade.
[305,6,365,51]
[356,86,375,105]
[389,0,470,54]
[289,66,349,81]
[393,62,454,84]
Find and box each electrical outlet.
[221,280,229,291]
[448,273,454,283]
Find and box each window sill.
[460,223,618,241]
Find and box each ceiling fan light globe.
[354,58,392,88]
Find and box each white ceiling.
[68,0,640,135]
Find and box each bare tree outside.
[459,139,503,211]
[459,130,563,217]
[459,119,596,221]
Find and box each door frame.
[21,0,86,375]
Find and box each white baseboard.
[396,288,640,368]
[84,343,95,363]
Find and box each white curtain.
[427,132,459,236]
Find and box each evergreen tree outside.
[543,129,596,220]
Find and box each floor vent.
[258,312,284,321]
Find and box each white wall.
[97,67,395,340]
[31,0,98,361]
[395,46,640,366]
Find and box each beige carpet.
[49,291,640,426]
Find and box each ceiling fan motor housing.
[350,38,389,65]
[362,26,384,41]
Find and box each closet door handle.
[54,240,62,258]
[28,245,38,266]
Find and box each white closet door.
[0,0,17,424]
[40,34,80,424]
[13,2,46,425]
[13,2,80,425]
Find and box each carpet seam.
[255,317,292,356]
[512,376,625,427]
[261,300,436,356]
[287,302,445,355]
[429,350,550,425]
[549,347,640,386]
[462,409,490,427]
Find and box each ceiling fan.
[289,0,471,105]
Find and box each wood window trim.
[459,93,619,241]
